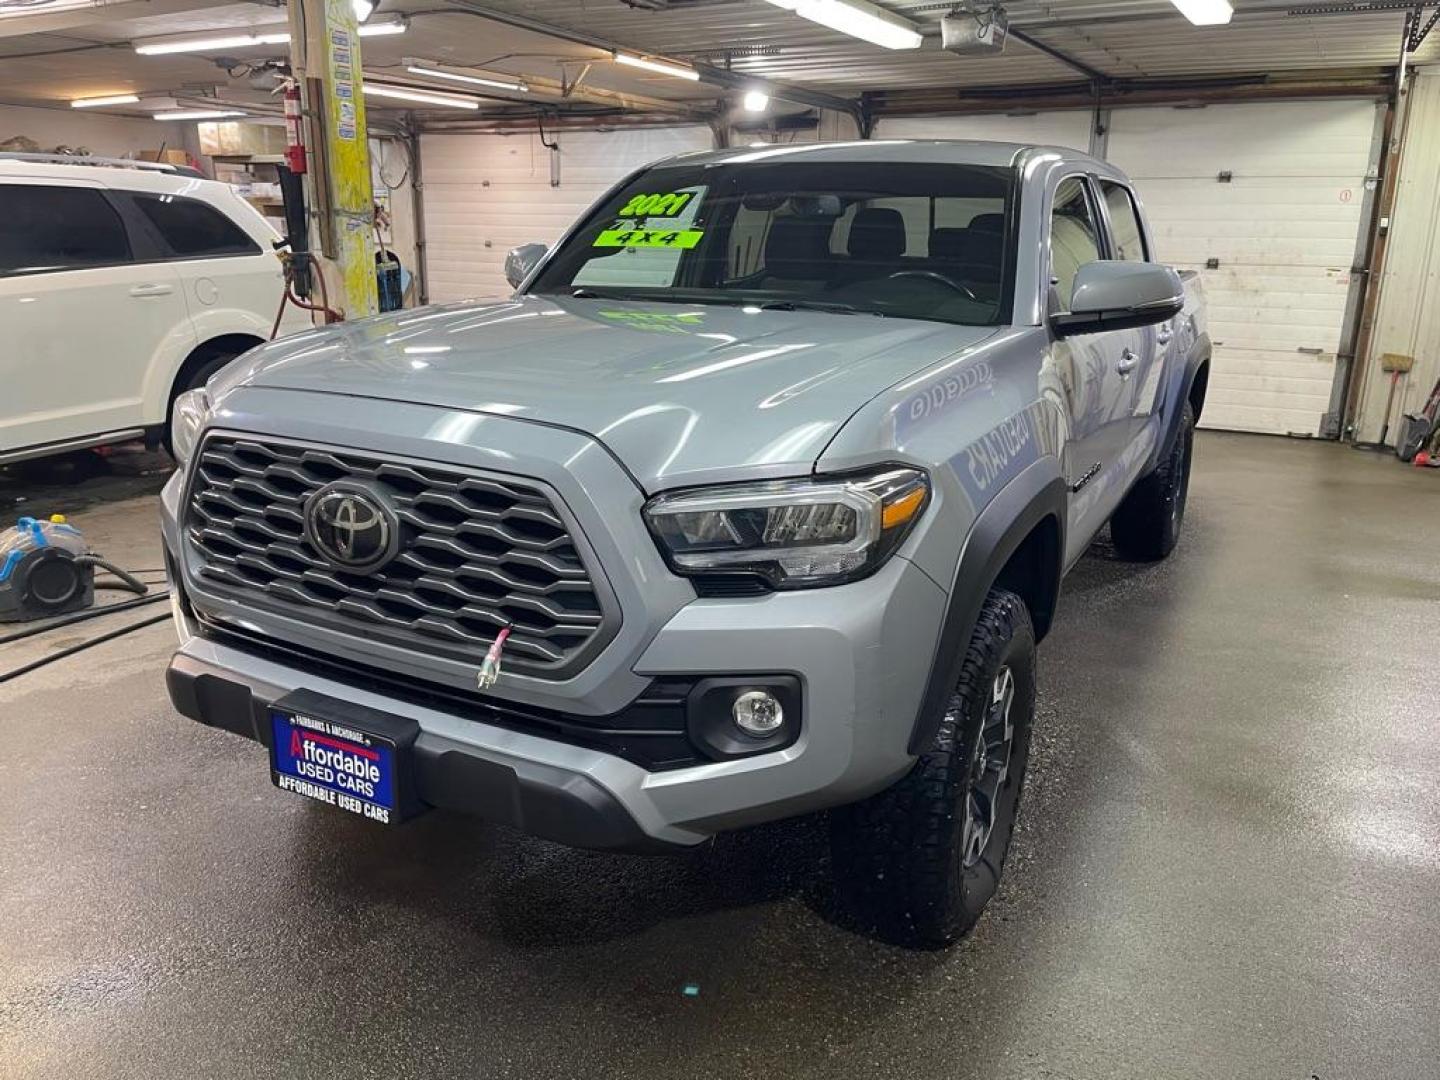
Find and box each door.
[115,188,291,338]
[1106,100,1380,435]
[0,180,193,455]
[1096,177,1168,464]
[1046,174,1134,561]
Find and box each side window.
[130,193,260,258]
[1049,177,1102,308]
[0,185,131,275]
[1101,181,1148,262]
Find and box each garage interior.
[2,0,1439,1073]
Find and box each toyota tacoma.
[161,140,1210,946]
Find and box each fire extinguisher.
[277,77,313,299]
[283,79,306,175]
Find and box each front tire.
[1109,401,1195,561]
[831,589,1037,948]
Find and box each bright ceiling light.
[363,83,481,109]
[133,16,403,54]
[153,109,247,121]
[763,0,922,49]
[1168,0,1233,25]
[613,53,701,81]
[358,15,407,36]
[742,89,769,112]
[405,64,527,93]
[352,0,375,20]
[71,93,141,108]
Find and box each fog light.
[733,690,784,736]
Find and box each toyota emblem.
[303,483,399,573]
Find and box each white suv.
[0,153,309,464]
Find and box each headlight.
[169,387,210,467]
[644,467,929,590]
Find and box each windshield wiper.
[758,299,884,317]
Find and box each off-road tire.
[1109,401,1195,561]
[831,589,1037,949]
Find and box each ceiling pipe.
[441,0,866,129]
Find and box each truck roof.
[658,138,1112,171]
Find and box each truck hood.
[223,295,997,490]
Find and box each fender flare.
[1153,331,1212,473]
[907,456,1068,754]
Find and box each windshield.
[529,159,1016,327]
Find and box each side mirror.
[504,242,548,289]
[1051,261,1184,335]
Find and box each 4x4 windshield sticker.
[617,192,695,218]
[593,228,703,249]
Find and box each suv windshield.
[529,159,1016,327]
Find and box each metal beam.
[1007,26,1112,84]
[441,0,863,122]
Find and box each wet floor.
[2,432,1438,1079]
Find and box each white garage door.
[420,126,714,302]
[1107,101,1380,435]
[877,111,1092,153]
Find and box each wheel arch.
[167,333,265,411]
[907,457,1067,754]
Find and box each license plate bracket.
[268,688,425,825]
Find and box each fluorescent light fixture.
[358,14,407,36]
[71,94,141,108]
[153,109,246,120]
[363,83,481,109]
[135,31,289,55]
[134,16,402,54]
[613,53,701,81]
[1168,0,1233,24]
[742,89,769,112]
[353,0,375,20]
[763,0,922,50]
[405,64,527,93]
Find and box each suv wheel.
[1109,401,1195,561]
[162,351,239,457]
[832,588,1036,948]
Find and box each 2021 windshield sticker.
[617,191,694,218]
[593,228,704,249]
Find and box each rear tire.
[831,589,1037,949]
[1109,401,1195,561]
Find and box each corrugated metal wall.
[1354,70,1440,445]
[419,126,713,302]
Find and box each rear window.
[0,185,131,275]
[130,193,260,258]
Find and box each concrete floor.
[2,433,1438,1080]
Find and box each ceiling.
[0,0,1433,120]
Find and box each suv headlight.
[170,388,210,467]
[644,467,929,590]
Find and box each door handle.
[1116,349,1139,376]
[128,283,174,298]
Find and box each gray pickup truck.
[161,140,1209,946]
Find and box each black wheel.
[162,351,238,457]
[1109,401,1195,561]
[831,589,1037,948]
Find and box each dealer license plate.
[270,706,398,825]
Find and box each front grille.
[184,435,613,678]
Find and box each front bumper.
[164,546,947,850]
[160,391,950,850]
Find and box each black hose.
[77,556,150,596]
[0,612,171,684]
[0,591,170,645]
